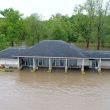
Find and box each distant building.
[0,40,110,73]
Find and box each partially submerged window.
[68,59,77,68]
[38,58,49,67]
[60,59,65,66]
[52,58,65,67]
[39,59,42,66]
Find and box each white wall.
[0,58,19,68]
[101,61,110,69]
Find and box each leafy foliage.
[0,0,110,50]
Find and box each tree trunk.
[97,26,100,50]
[97,36,100,50]
[86,40,90,49]
[11,41,14,47]
[101,38,104,48]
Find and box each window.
[56,59,60,66]
[26,58,33,66]
[35,59,38,66]
[39,59,42,66]
[52,59,65,67]
[52,59,55,66]
[38,58,49,67]
[43,59,48,66]
[68,59,77,67]
[60,60,65,66]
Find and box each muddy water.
[0,70,110,110]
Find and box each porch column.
[33,57,36,71]
[17,57,20,70]
[65,58,68,72]
[48,58,52,72]
[81,58,85,74]
[98,58,101,73]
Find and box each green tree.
[24,13,44,45]
[72,5,92,48]
[0,8,24,47]
[93,0,110,49]
[49,13,70,41]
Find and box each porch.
[17,57,103,73]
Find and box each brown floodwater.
[0,69,110,110]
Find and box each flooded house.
[0,40,110,73]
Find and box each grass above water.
[0,68,14,72]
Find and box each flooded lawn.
[0,70,110,110]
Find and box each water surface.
[0,70,110,110]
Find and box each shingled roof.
[0,40,110,59]
[85,50,110,58]
[18,40,86,58]
[0,47,26,58]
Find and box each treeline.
[0,0,110,50]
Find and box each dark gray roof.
[0,47,26,58]
[18,40,86,58]
[85,50,110,58]
[0,40,110,59]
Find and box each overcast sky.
[0,0,106,19]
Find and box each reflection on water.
[0,70,110,110]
